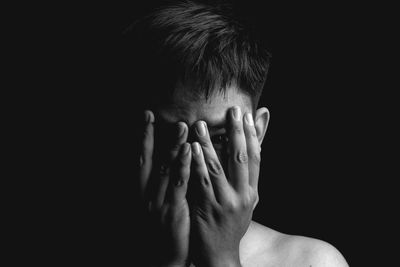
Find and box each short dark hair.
[123,0,271,108]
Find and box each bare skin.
[138,84,348,267]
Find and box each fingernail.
[144,110,154,123]
[192,142,201,155]
[159,165,169,175]
[196,121,206,136]
[245,113,254,126]
[232,106,241,121]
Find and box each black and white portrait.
[19,0,395,266]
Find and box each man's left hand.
[189,106,261,267]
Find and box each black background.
[17,1,395,266]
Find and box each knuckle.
[252,194,259,209]
[241,195,253,209]
[206,159,223,175]
[159,164,170,176]
[140,156,151,169]
[194,167,208,184]
[224,196,250,212]
[174,176,186,187]
[235,151,248,164]
[225,200,238,212]
[227,199,250,212]
[203,177,211,187]
[199,139,212,149]
[198,175,210,187]
[250,189,259,203]
[232,124,242,134]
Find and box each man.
[129,1,349,266]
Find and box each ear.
[254,107,270,146]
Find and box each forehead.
[156,83,252,127]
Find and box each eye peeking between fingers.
[211,134,229,150]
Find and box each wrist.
[210,259,241,267]
[205,261,241,267]
[200,254,241,267]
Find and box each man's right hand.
[138,110,192,267]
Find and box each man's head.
[126,1,271,165]
[125,0,271,110]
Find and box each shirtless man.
[133,1,349,266]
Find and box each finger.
[139,110,155,199]
[168,122,188,162]
[194,121,231,203]
[152,163,171,210]
[152,122,188,209]
[243,112,261,191]
[191,142,216,205]
[227,106,249,193]
[165,143,191,205]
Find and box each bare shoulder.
[242,221,349,267]
[279,233,349,267]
